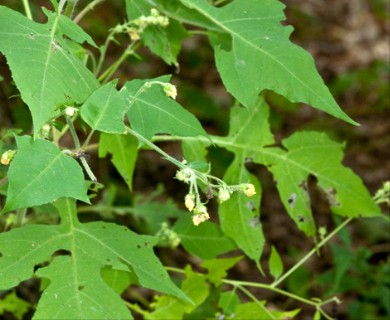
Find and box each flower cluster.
[155,222,181,248]
[176,161,256,226]
[114,8,170,42]
[134,8,169,30]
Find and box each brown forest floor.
[0,0,389,319]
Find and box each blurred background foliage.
[0,0,389,319]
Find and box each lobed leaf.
[182,96,380,253]
[0,6,99,135]
[261,131,382,234]
[0,198,188,319]
[179,0,356,124]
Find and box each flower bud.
[184,194,195,212]
[65,106,77,117]
[1,150,16,166]
[163,83,177,100]
[218,188,231,202]
[175,168,192,183]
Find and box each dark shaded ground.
[0,0,389,319]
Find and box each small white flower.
[243,183,256,197]
[192,212,210,226]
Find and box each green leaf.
[101,267,134,294]
[218,291,240,315]
[99,132,138,191]
[261,131,382,235]
[269,245,284,280]
[125,0,188,65]
[124,75,207,140]
[80,80,127,134]
[202,256,243,286]
[173,215,237,259]
[0,198,187,319]
[0,291,31,320]
[196,98,381,238]
[234,302,275,320]
[153,0,224,32]
[147,266,208,319]
[179,0,356,124]
[130,194,183,234]
[2,136,89,213]
[0,6,99,135]
[216,100,272,266]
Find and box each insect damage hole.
[287,193,297,208]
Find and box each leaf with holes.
[0,6,99,135]
[182,96,380,252]
[0,198,188,319]
[261,130,382,231]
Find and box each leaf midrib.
[186,1,342,115]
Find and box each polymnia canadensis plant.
[0,1,386,319]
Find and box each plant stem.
[65,115,81,150]
[126,127,185,169]
[58,0,67,14]
[65,115,97,182]
[73,0,105,23]
[22,0,33,20]
[270,217,353,288]
[79,156,97,182]
[236,285,274,317]
[98,43,139,84]
[165,266,337,313]
[15,208,27,227]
